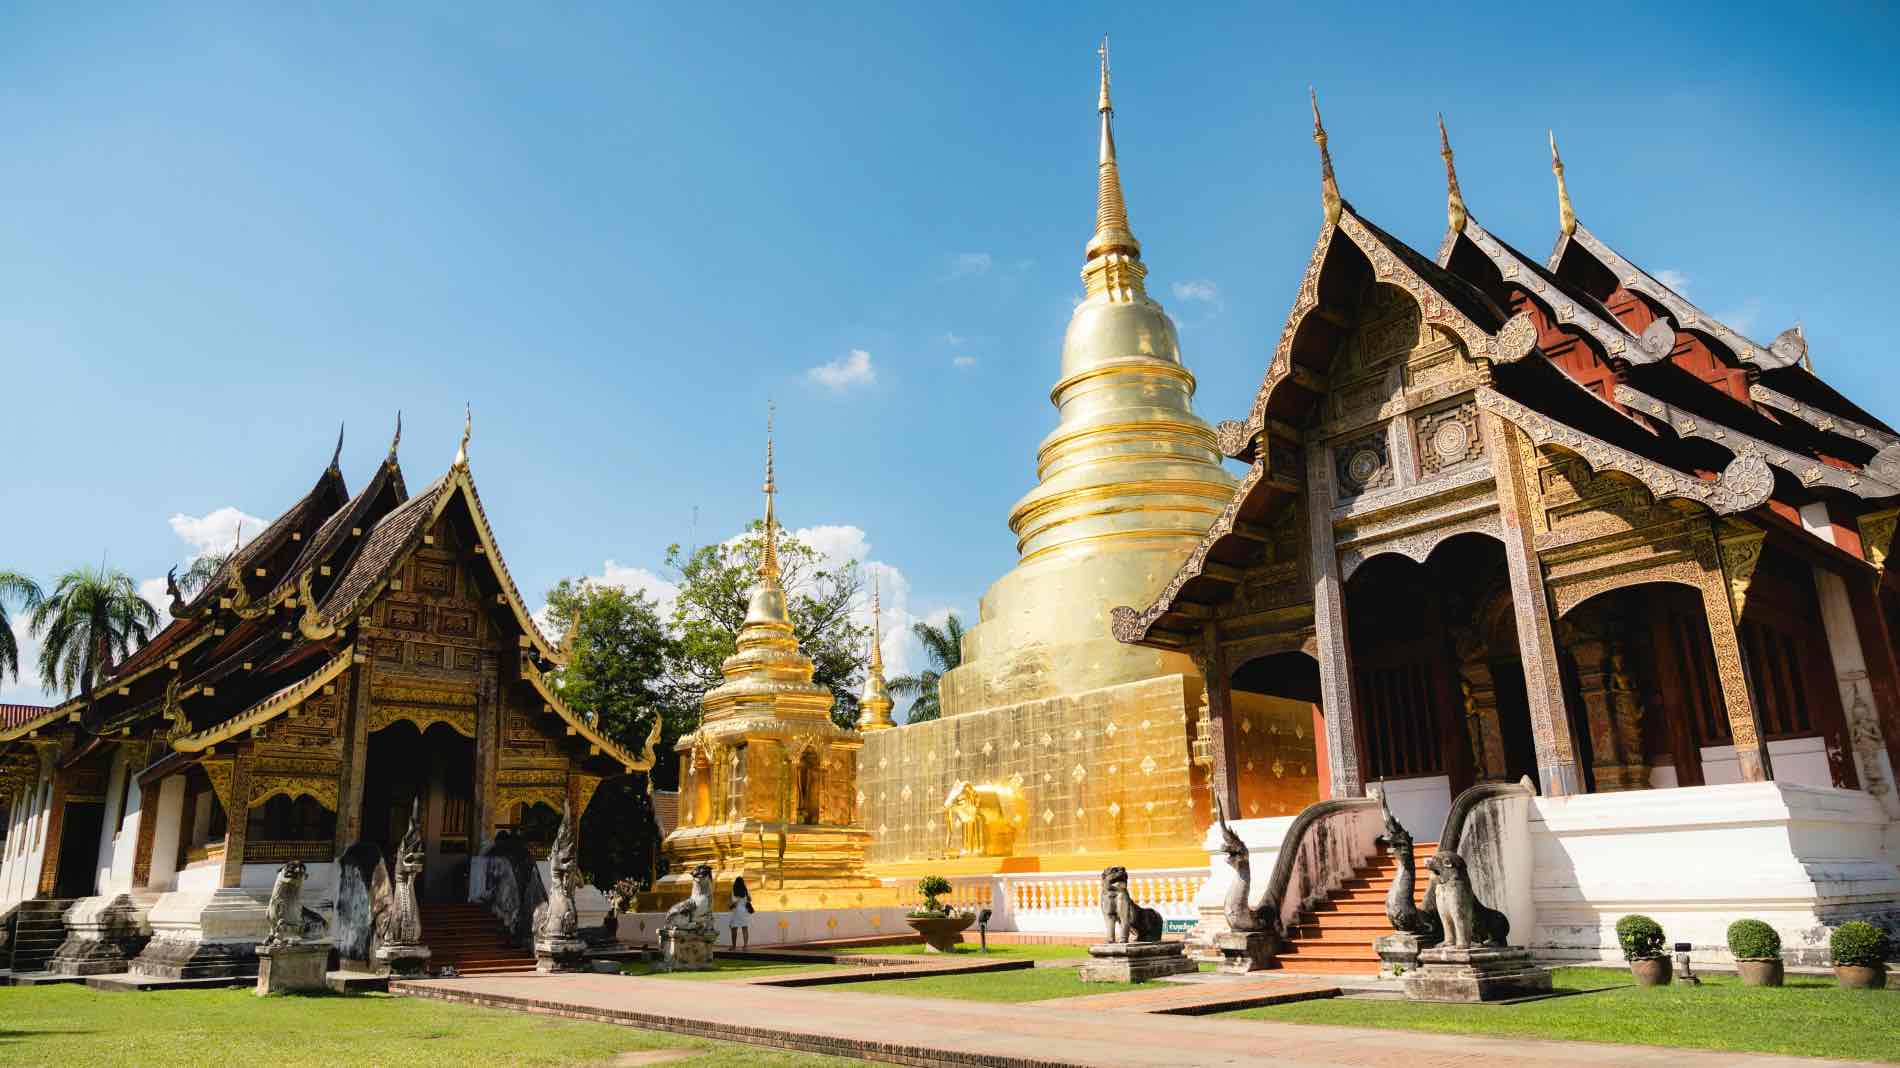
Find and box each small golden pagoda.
[655,415,884,909]
[855,582,896,733]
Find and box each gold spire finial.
[1550,130,1577,236]
[1082,35,1144,298]
[1311,87,1341,226]
[1439,113,1467,234]
[454,403,472,468]
[388,410,402,462]
[869,579,884,674]
[856,575,895,731]
[760,402,781,586]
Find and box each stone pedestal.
[48,893,152,976]
[1213,931,1276,974]
[534,934,588,974]
[373,942,432,978]
[656,927,717,973]
[1375,932,1421,978]
[255,942,331,996]
[1080,941,1197,983]
[1403,945,1551,1002]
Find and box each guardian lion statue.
[1099,866,1164,944]
[1425,850,1509,948]
[264,859,327,946]
[664,863,716,934]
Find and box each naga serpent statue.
[1212,791,1269,932]
[379,797,427,949]
[1374,786,1442,944]
[534,801,580,939]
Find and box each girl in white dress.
[728,876,753,949]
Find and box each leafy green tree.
[889,612,966,724]
[176,551,231,597]
[30,566,158,696]
[666,521,868,731]
[544,579,686,785]
[0,571,45,683]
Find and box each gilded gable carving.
[1415,401,1485,477]
[1333,429,1392,498]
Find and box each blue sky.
[5,4,1897,708]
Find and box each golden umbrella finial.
[869,578,884,674]
[1311,87,1341,226]
[1082,35,1143,296]
[1550,130,1577,237]
[760,401,781,586]
[1439,113,1467,234]
[453,403,472,468]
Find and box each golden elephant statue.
[942,779,1024,858]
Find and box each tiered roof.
[1114,110,1896,649]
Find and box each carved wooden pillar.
[1485,412,1582,796]
[218,750,252,888]
[35,754,69,897]
[337,654,375,849]
[1560,619,1647,791]
[1712,523,1772,783]
[1306,444,1363,798]
[131,764,161,889]
[475,653,500,842]
[1852,509,1900,783]
[1197,624,1240,821]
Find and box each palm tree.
[889,613,966,724]
[0,571,45,683]
[176,551,231,597]
[30,566,158,698]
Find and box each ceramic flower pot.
[1834,962,1887,990]
[906,914,975,952]
[1629,956,1673,987]
[1736,958,1783,987]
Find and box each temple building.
[858,43,1323,879]
[655,421,885,912]
[0,417,654,978]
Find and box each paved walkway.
[1040,973,1337,1014]
[391,971,1872,1067]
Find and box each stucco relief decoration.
[1494,311,1538,363]
[1416,403,1485,477]
[249,775,340,812]
[1215,420,1252,460]
[1334,430,1392,497]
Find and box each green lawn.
[821,941,1088,961]
[620,958,832,981]
[0,985,849,1068]
[824,960,1213,1001]
[1233,967,1900,1063]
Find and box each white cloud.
[1171,279,1220,304]
[1654,269,1691,295]
[1714,299,1762,336]
[952,355,977,369]
[948,253,992,278]
[168,506,266,559]
[942,332,965,346]
[806,349,876,391]
[0,615,51,706]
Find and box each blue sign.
[1163,918,1197,933]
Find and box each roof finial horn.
[330,422,345,472]
[387,410,403,463]
[454,403,471,468]
[1440,113,1467,233]
[1550,130,1577,237]
[1311,88,1341,226]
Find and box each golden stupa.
[656,414,886,909]
[859,41,1281,875]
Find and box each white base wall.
[619,906,912,948]
[1529,782,1900,966]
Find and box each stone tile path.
[392,970,1875,1067]
[1042,972,1338,1014]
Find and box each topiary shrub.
[1829,921,1890,967]
[1727,918,1781,960]
[1616,914,1666,960]
[914,874,953,917]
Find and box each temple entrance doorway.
[1343,533,1531,838]
[52,801,104,899]
[1226,652,1322,818]
[362,721,476,903]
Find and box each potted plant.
[1829,921,1890,989]
[904,874,973,952]
[1616,914,1671,986]
[1726,919,1783,987]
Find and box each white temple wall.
[0,777,51,911]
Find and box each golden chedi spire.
[1082,36,1146,300]
[856,580,895,732]
[1550,130,1577,236]
[1440,113,1467,233]
[1311,87,1341,226]
[935,39,1235,717]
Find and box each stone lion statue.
[1099,866,1164,944]
[1426,850,1509,948]
[264,859,326,946]
[664,863,716,934]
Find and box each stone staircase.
[1275,842,1434,975]
[6,898,77,975]
[420,903,536,975]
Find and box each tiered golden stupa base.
[643,819,899,912]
